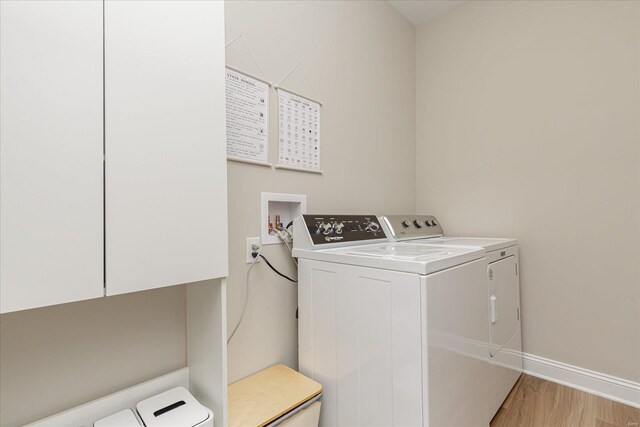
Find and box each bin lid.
[137,387,210,427]
[94,409,141,427]
[229,364,323,427]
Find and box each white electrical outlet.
[246,237,262,264]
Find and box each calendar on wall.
[277,89,321,173]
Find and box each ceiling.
[388,0,468,26]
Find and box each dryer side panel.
[487,251,523,419]
[425,258,492,427]
[488,256,519,355]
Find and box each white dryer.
[293,214,494,427]
[378,215,523,420]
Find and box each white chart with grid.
[278,89,321,171]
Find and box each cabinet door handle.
[490,295,497,324]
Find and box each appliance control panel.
[379,215,443,240]
[301,214,387,245]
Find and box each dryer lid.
[409,237,517,252]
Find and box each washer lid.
[342,244,461,260]
[295,242,484,275]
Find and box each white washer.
[293,214,493,427]
[378,215,523,421]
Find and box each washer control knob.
[431,220,438,227]
[334,222,345,234]
[401,220,411,228]
[322,222,333,235]
[315,222,325,234]
[413,220,423,228]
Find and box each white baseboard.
[522,352,640,409]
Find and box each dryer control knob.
[365,221,380,232]
[413,220,423,228]
[401,220,411,228]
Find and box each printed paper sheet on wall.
[226,68,269,164]
[277,89,321,171]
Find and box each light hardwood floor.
[490,374,640,427]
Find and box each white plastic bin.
[136,387,214,427]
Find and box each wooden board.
[229,365,322,427]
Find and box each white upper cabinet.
[1,0,228,311]
[104,1,228,295]
[0,0,104,313]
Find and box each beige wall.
[0,286,187,426]
[225,0,416,382]
[416,0,640,382]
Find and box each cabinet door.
[104,1,228,295]
[0,0,104,313]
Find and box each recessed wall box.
[261,192,307,245]
[136,387,213,427]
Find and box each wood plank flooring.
[491,374,640,427]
